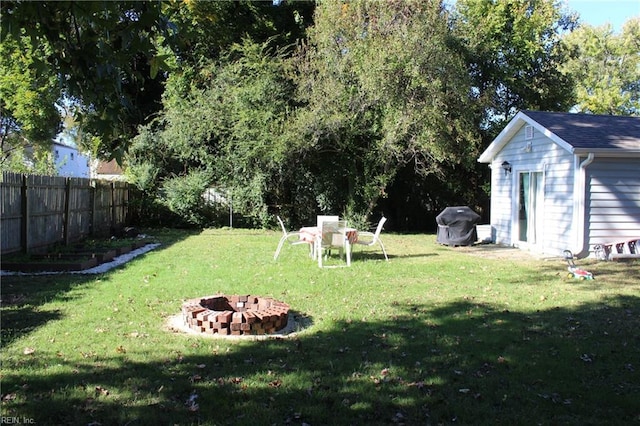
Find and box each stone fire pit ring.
[182,294,290,336]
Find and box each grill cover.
[436,206,481,246]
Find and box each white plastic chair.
[316,215,339,228]
[354,217,388,261]
[274,216,313,260]
[316,220,351,267]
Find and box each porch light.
[501,161,512,175]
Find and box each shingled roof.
[479,110,640,162]
[522,110,640,150]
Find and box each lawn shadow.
[2,295,638,425]
[0,229,196,344]
[0,306,63,347]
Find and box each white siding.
[586,159,640,249]
[54,144,91,178]
[489,124,575,254]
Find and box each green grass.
[1,228,639,425]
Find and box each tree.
[1,0,175,162]
[127,38,300,227]
[0,32,60,171]
[451,0,577,140]
[0,32,61,170]
[562,18,640,115]
[124,1,316,227]
[289,0,480,221]
[169,0,314,65]
[1,0,316,164]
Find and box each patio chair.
[274,216,313,260]
[354,216,388,261]
[316,215,339,228]
[316,220,351,267]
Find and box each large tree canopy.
[0,0,315,163]
[124,0,588,229]
[6,0,633,230]
[1,0,174,162]
[290,0,480,220]
[451,0,577,142]
[562,18,640,115]
[127,39,297,227]
[0,31,61,168]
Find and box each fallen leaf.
[115,345,126,354]
[95,386,110,396]
[23,347,35,355]
[185,392,199,411]
[580,353,593,362]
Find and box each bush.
[159,171,213,227]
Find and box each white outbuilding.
[478,110,640,258]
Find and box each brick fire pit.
[181,294,290,336]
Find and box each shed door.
[518,171,544,246]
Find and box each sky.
[563,0,640,32]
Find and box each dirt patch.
[164,313,308,340]
[451,243,555,261]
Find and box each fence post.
[90,180,97,237]
[21,175,29,254]
[111,181,116,234]
[64,177,71,245]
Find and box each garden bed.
[1,240,149,273]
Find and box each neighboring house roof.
[479,110,640,162]
[96,159,123,175]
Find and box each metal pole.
[229,191,233,228]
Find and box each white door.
[517,171,544,249]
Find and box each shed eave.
[478,111,528,163]
[478,111,574,163]
[572,148,640,157]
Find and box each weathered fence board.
[1,173,23,254]
[1,172,130,255]
[26,174,67,252]
[66,177,93,243]
[93,180,114,237]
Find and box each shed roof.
[478,110,640,163]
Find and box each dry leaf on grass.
[95,386,110,396]
[185,392,199,412]
[1,393,17,401]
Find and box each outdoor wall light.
[501,161,512,175]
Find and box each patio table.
[299,226,359,244]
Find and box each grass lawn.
[1,228,639,425]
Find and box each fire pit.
[181,294,290,336]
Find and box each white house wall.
[489,124,575,255]
[54,143,90,178]
[586,158,640,250]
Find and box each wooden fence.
[1,172,130,255]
